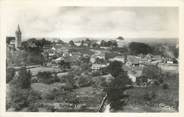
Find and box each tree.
[21,38,52,65]
[18,68,32,89]
[80,55,90,64]
[92,43,99,48]
[59,60,71,69]
[129,42,153,55]
[142,65,162,80]
[105,61,132,111]
[111,41,118,48]
[37,71,59,84]
[117,36,124,40]
[173,48,179,58]
[85,38,91,47]
[107,61,122,77]
[6,68,15,83]
[106,71,132,111]
[100,40,106,47]
[69,40,75,47]
[80,40,85,47]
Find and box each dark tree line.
[129,42,153,55]
[100,40,118,48]
[20,38,52,65]
[21,38,52,52]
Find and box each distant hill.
[126,38,178,46]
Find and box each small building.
[126,55,140,66]
[91,64,108,71]
[167,60,174,64]
[90,53,105,64]
[109,56,125,63]
[127,70,142,83]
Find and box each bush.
[92,77,108,89]
[154,81,160,86]
[17,68,32,89]
[162,83,169,89]
[6,68,15,83]
[158,78,164,84]
[77,75,92,87]
[8,87,30,111]
[142,65,162,80]
[143,91,156,101]
[91,71,101,77]
[27,103,39,112]
[37,71,59,84]
[27,90,41,112]
[62,73,76,89]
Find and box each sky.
[2,6,178,40]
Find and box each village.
[6,25,179,112]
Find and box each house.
[127,70,142,83]
[71,52,82,61]
[151,60,162,65]
[126,55,140,66]
[91,64,108,71]
[167,60,174,64]
[100,47,111,50]
[54,55,75,69]
[90,53,105,64]
[109,56,125,63]
[152,55,162,61]
[143,54,153,62]
[74,41,81,46]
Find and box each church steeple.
[15,24,22,48]
[17,24,21,33]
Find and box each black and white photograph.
[0,0,183,115]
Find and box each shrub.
[27,90,41,112]
[62,73,76,89]
[142,65,162,80]
[6,68,15,83]
[158,78,164,84]
[162,83,169,89]
[143,91,156,102]
[8,87,30,111]
[77,75,92,87]
[27,103,39,112]
[18,68,32,89]
[27,90,41,103]
[91,71,101,77]
[154,81,160,86]
[37,71,59,84]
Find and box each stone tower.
[15,24,22,48]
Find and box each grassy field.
[73,86,104,112]
[124,72,179,112]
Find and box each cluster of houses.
[89,52,178,83]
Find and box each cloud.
[3,6,178,39]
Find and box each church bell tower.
[15,24,22,48]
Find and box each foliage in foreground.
[105,61,132,111]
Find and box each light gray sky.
[4,6,178,40]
